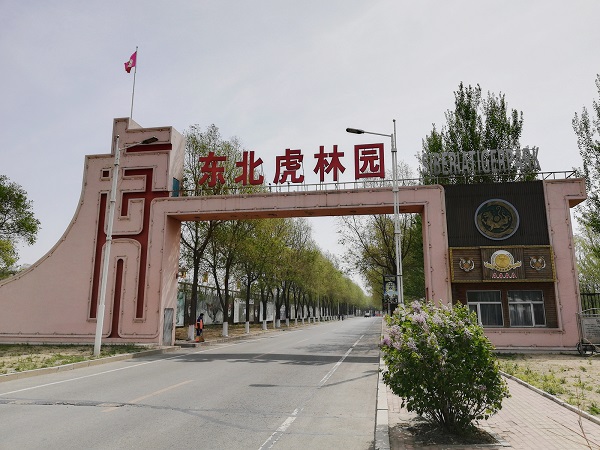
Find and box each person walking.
[195,313,204,342]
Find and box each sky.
[2,1,599,277]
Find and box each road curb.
[376,357,391,450]
[376,319,391,450]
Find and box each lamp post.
[94,135,158,356]
[346,121,403,313]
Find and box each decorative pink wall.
[0,118,184,344]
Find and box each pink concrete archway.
[0,118,585,350]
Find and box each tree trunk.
[284,282,290,320]
[245,279,251,324]
[187,257,200,326]
[275,286,282,322]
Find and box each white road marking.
[0,340,248,397]
[258,333,365,449]
[258,407,303,450]
[318,335,362,387]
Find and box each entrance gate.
[0,118,585,350]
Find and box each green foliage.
[401,215,425,301]
[338,212,424,307]
[179,124,247,325]
[574,226,600,292]
[573,74,600,235]
[0,175,40,276]
[575,80,600,292]
[381,301,509,434]
[182,124,245,195]
[419,82,534,184]
[337,167,425,307]
[589,403,600,415]
[179,123,370,323]
[498,360,567,396]
[0,239,18,278]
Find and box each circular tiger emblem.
[474,199,519,240]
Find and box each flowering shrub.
[381,301,509,434]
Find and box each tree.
[0,175,40,278]
[276,218,314,322]
[381,301,509,434]
[573,74,600,235]
[339,213,423,304]
[251,218,290,323]
[419,82,536,184]
[0,240,17,279]
[574,226,600,293]
[179,124,244,325]
[204,219,254,325]
[338,164,425,306]
[234,219,266,325]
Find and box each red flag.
[124,51,137,73]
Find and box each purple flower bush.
[381,301,509,434]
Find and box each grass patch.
[497,356,569,396]
[589,403,600,415]
[0,344,146,374]
[496,353,600,416]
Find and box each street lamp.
[94,135,158,356]
[346,121,403,313]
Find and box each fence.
[173,171,577,197]
[177,282,274,326]
[176,282,329,326]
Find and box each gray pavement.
[379,361,600,450]
[183,321,600,449]
[5,318,600,449]
[1,318,379,449]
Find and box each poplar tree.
[179,124,244,325]
[573,74,600,235]
[419,82,532,184]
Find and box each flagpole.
[130,46,138,119]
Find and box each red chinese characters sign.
[354,144,385,179]
[199,143,385,187]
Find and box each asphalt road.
[0,317,382,449]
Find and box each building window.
[467,291,503,327]
[508,290,546,327]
